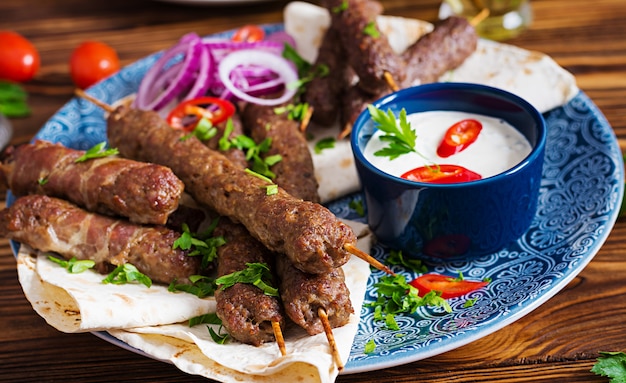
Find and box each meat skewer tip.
[272,321,287,356]
[74,88,115,113]
[344,243,395,276]
[318,307,344,371]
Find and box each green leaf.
[364,339,376,354]
[168,275,217,298]
[75,142,119,163]
[367,105,420,160]
[0,81,31,117]
[216,262,279,297]
[348,199,365,217]
[102,264,152,288]
[331,0,348,13]
[314,137,336,154]
[189,312,222,327]
[363,21,381,38]
[173,221,225,269]
[386,250,427,273]
[48,255,95,274]
[591,351,626,382]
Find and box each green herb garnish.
[314,136,336,154]
[168,275,217,298]
[188,313,230,344]
[463,298,478,308]
[274,102,310,122]
[48,255,95,274]
[102,264,152,288]
[75,142,119,163]
[591,351,626,382]
[363,21,380,38]
[245,168,279,195]
[366,274,451,330]
[386,250,427,273]
[332,0,348,13]
[364,338,376,354]
[348,199,365,217]
[368,105,418,160]
[38,177,48,186]
[216,262,279,297]
[173,221,225,269]
[0,81,31,117]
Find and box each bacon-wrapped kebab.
[106,105,356,275]
[340,16,479,130]
[0,195,199,284]
[324,0,405,95]
[0,140,184,226]
[213,217,285,346]
[274,253,353,336]
[241,101,321,203]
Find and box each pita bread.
[17,220,373,383]
[286,1,579,202]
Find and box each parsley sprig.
[173,221,225,269]
[592,351,626,382]
[103,264,152,288]
[48,255,95,274]
[366,274,451,330]
[75,142,119,163]
[367,105,419,160]
[216,262,279,297]
[188,313,229,344]
[168,275,217,298]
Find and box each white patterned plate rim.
[10,24,624,374]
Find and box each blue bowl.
[351,83,547,259]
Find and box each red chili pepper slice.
[401,164,482,184]
[166,97,236,132]
[437,119,482,158]
[231,25,265,43]
[409,273,488,299]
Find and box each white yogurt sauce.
[364,110,532,180]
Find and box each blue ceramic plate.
[15,24,624,374]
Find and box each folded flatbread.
[17,220,373,383]
[287,1,580,202]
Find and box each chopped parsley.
[168,275,217,298]
[173,221,225,269]
[216,262,279,297]
[245,168,279,195]
[331,0,348,13]
[314,136,336,154]
[102,264,152,288]
[363,21,381,38]
[348,198,365,217]
[364,338,376,354]
[274,102,310,122]
[48,255,95,274]
[0,80,31,117]
[38,177,48,186]
[188,313,229,344]
[385,250,427,273]
[75,142,119,162]
[365,274,451,330]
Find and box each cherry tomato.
[0,31,40,83]
[166,97,236,132]
[231,25,265,43]
[409,273,488,299]
[69,41,120,89]
[437,119,482,158]
[401,164,481,184]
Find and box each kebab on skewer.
[0,140,185,225]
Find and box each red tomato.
[0,30,40,83]
[231,25,265,43]
[409,273,488,299]
[166,97,236,132]
[401,164,481,184]
[69,41,120,89]
[437,119,482,158]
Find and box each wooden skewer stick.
[318,307,344,372]
[300,105,314,133]
[272,321,287,356]
[383,71,400,92]
[344,243,396,276]
[74,88,115,113]
[337,122,352,140]
[470,8,490,27]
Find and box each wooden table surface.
[1,0,625,382]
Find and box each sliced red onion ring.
[133,33,204,111]
[218,49,298,106]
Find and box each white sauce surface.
[363,111,532,180]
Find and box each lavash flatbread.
[17,219,373,383]
[289,1,579,202]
